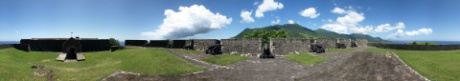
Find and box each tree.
[243,29,288,43]
[109,38,120,46]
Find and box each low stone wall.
[125,40,148,46]
[316,39,337,49]
[355,39,368,47]
[221,38,262,56]
[338,39,352,48]
[0,44,13,49]
[270,38,312,55]
[149,40,169,47]
[13,44,30,51]
[192,39,219,52]
[369,43,460,50]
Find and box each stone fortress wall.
[123,38,368,56]
[220,38,262,56]
[270,38,312,55]
[192,39,219,52]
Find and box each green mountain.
[233,24,387,42]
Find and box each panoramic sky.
[1,0,459,41]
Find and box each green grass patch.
[327,48,355,52]
[366,48,460,81]
[285,53,328,65]
[171,49,203,54]
[205,54,249,65]
[0,48,203,81]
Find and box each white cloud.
[141,5,232,39]
[321,8,366,34]
[321,24,348,34]
[288,20,294,24]
[253,1,259,5]
[336,11,365,25]
[271,18,280,24]
[374,22,405,32]
[255,0,284,18]
[321,6,433,38]
[15,31,19,35]
[299,7,320,18]
[331,7,346,14]
[388,28,433,38]
[240,10,255,23]
[349,25,374,34]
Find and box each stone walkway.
[103,47,429,81]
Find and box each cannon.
[310,44,325,53]
[206,45,222,55]
[336,43,346,49]
[260,44,275,59]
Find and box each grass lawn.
[205,54,249,65]
[366,48,460,81]
[284,53,328,65]
[170,49,203,54]
[0,48,203,81]
[327,48,355,52]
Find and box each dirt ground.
[103,48,429,81]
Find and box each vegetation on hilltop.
[233,24,388,42]
[242,29,288,43]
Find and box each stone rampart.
[270,38,312,55]
[192,39,219,52]
[221,38,262,56]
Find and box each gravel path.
[103,47,429,81]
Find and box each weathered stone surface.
[355,39,368,47]
[337,39,352,48]
[206,45,222,55]
[316,39,337,49]
[125,40,148,46]
[221,38,262,56]
[270,38,312,55]
[192,39,219,52]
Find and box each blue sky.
[0,0,459,41]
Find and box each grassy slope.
[205,54,249,65]
[285,53,328,65]
[0,48,203,81]
[327,48,355,52]
[366,48,460,81]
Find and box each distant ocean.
[0,41,19,44]
[0,41,126,46]
[391,41,460,45]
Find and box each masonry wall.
[338,39,352,48]
[125,40,148,46]
[270,38,312,55]
[221,38,262,56]
[149,40,169,47]
[192,39,219,52]
[170,40,187,48]
[80,40,111,52]
[0,44,13,49]
[355,39,368,47]
[21,39,111,52]
[316,39,337,49]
